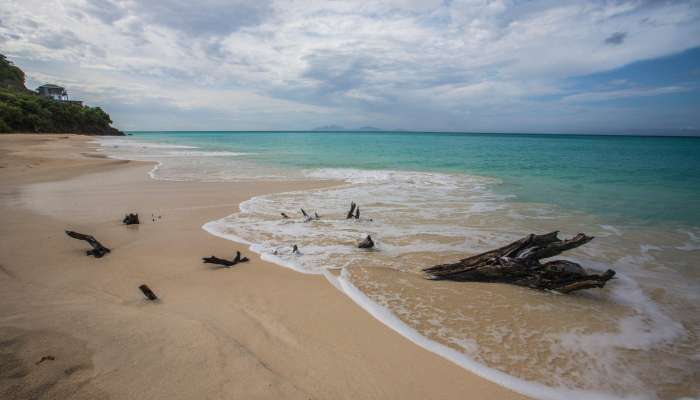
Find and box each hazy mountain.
[311,125,383,131]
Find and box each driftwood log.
[139,284,158,301]
[202,251,249,267]
[422,231,615,293]
[122,213,140,225]
[65,231,111,258]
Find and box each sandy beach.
[0,134,526,400]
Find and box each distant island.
[311,125,385,132]
[0,54,123,135]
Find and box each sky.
[1,0,699,133]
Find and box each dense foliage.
[0,54,26,92]
[0,54,122,135]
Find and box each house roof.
[37,84,65,89]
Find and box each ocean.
[99,131,700,400]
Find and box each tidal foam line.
[324,268,646,400]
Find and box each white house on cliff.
[36,84,68,100]
[36,84,82,105]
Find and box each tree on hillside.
[0,53,122,135]
[0,54,27,91]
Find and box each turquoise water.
[129,131,700,227]
[102,131,700,399]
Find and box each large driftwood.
[65,230,111,258]
[202,251,249,267]
[422,231,615,293]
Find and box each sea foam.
[201,166,699,399]
[325,269,642,400]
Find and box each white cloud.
[1,0,699,131]
[562,85,692,103]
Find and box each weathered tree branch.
[202,251,249,267]
[422,232,615,293]
[65,230,111,258]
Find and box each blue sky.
[1,0,699,133]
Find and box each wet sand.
[0,134,526,399]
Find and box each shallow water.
[100,132,700,399]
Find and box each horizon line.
[123,129,700,138]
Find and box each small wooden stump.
[346,202,361,219]
[122,213,140,225]
[358,235,374,249]
[346,202,356,219]
[139,284,158,301]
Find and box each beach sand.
[0,134,526,400]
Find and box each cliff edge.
[0,54,124,136]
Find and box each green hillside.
[0,54,123,135]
